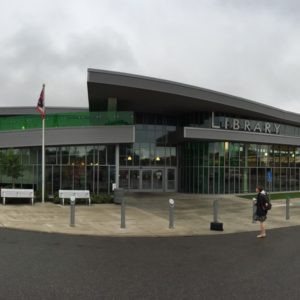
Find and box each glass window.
[46,147,57,164]
[273,145,280,167]
[289,146,295,167]
[86,146,95,165]
[295,147,300,167]
[248,144,257,167]
[98,145,107,165]
[126,145,133,166]
[53,166,60,192]
[119,170,129,189]
[133,143,140,166]
[129,170,139,189]
[258,145,268,167]
[268,146,274,167]
[119,144,127,166]
[29,148,38,165]
[61,166,73,189]
[280,146,289,167]
[74,166,86,189]
[70,146,86,166]
[170,147,177,166]
[86,165,95,194]
[109,166,115,193]
[140,143,150,166]
[107,145,115,165]
[61,147,70,165]
[229,143,240,167]
[155,147,165,166]
[45,166,53,195]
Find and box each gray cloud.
[0,0,300,113]
[0,24,137,107]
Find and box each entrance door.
[153,169,163,191]
[120,168,177,192]
[119,169,140,190]
[129,170,139,190]
[166,168,176,192]
[141,170,152,191]
[141,169,163,191]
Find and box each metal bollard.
[169,199,175,229]
[252,198,256,223]
[286,196,290,220]
[70,196,76,227]
[120,197,126,229]
[210,199,223,231]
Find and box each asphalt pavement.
[1,226,300,299]
[1,193,300,299]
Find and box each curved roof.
[0,107,88,116]
[87,69,300,126]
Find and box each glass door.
[153,169,163,191]
[141,170,152,190]
[119,170,129,189]
[166,168,176,192]
[129,170,139,190]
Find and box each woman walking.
[254,185,268,238]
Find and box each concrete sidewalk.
[0,193,300,237]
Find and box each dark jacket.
[256,191,268,216]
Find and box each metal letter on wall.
[211,112,220,129]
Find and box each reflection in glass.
[142,170,152,190]
[98,166,108,192]
[153,170,163,190]
[130,170,139,189]
[119,170,129,189]
[167,169,175,190]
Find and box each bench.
[58,190,91,206]
[1,188,34,205]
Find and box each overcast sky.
[1,0,300,113]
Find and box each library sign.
[211,112,281,135]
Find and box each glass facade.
[118,114,177,191]
[1,111,300,195]
[0,145,116,195]
[0,111,133,132]
[179,142,300,194]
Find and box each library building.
[1,69,300,196]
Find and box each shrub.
[91,193,113,204]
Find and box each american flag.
[36,84,45,119]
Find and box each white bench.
[1,188,34,205]
[59,190,91,206]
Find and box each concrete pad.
[0,193,300,237]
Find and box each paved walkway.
[0,193,300,236]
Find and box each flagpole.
[42,116,45,203]
[36,83,46,204]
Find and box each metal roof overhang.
[87,69,300,126]
[0,126,135,148]
[183,127,300,146]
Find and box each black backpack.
[263,193,272,211]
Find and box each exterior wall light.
[127,155,132,161]
[155,156,161,161]
[224,142,229,151]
